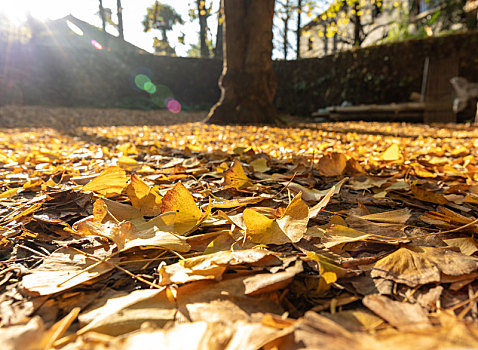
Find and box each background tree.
[117,0,124,40]
[98,0,106,32]
[143,1,184,55]
[213,1,224,58]
[189,0,213,57]
[206,0,277,125]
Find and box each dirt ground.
[0,105,206,129]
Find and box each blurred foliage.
[143,1,184,55]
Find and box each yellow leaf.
[244,192,309,244]
[249,158,270,173]
[160,182,202,235]
[380,144,401,161]
[117,156,138,170]
[0,187,20,199]
[223,159,252,189]
[82,166,128,197]
[126,174,162,216]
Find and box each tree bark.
[205,0,278,125]
[117,0,124,40]
[197,0,209,57]
[99,0,106,32]
[296,0,302,59]
[214,2,223,59]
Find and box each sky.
[0,0,219,56]
[0,0,327,58]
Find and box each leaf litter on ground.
[1,120,478,349]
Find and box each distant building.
[300,0,475,58]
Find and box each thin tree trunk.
[353,0,362,46]
[197,0,209,57]
[214,2,223,59]
[205,0,277,125]
[99,0,106,31]
[283,0,290,60]
[296,0,302,59]
[117,0,124,40]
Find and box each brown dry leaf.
[21,246,115,296]
[318,153,347,176]
[126,174,162,216]
[359,208,411,224]
[82,166,128,197]
[363,294,430,331]
[160,182,204,235]
[158,249,281,285]
[371,245,478,287]
[223,159,252,189]
[249,158,270,173]
[284,177,347,202]
[243,192,309,244]
[411,185,448,205]
[443,237,478,256]
[0,316,46,350]
[78,289,174,336]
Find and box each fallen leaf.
[371,245,478,287]
[244,192,309,244]
[82,166,128,197]
[126,174,162,216]
[363,294,430,331]
[223,159,252,189]
[380,144,401,161]
[318,153,347,176]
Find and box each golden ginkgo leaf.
[371,245,478,287]
[380,143,401,161]
[244,192,309,245]
[223,159,252,189]
[160,182,203,235]
[126,174,162,217]
[81,166,128,197]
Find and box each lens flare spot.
[134,74,151,90]
[144,81,157,94]
[91,40,103,50]
[66,20,83,36]
[167,99,181,114]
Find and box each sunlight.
[0,1,52,24]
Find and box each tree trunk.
[353,0,362,46]
[283,0,290,60]
[296,0,302,59]
[197,0,209,57]
[99,0,106,31]
[214,2,223,59]
[205,0,278,125]
[117,0,124,40]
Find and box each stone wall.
[1,30,477,119]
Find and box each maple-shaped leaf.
[223,159,252,189]
[81,166,128,197]
[160,182,203,235]
[371,245,478,287]
[126,174,162,217]
[243,192,309,244]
